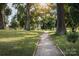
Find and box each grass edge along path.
[50,33,79,56]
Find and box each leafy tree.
[11,3,57,30]
[12,4,26,28]
[30,3,56,30]
[12,3,32,30]
[41,15,55,30]
[64,4,79,32]
[10,19,19,29]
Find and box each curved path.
[34,31,63,56]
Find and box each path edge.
[50,35,65,56]
[55,44,65,56]
[33,38,40,56]
[33,32,65,56]
[33,33,43,56]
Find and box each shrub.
[66,32,79,43]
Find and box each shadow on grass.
[0,30,41,56]
[0,36,38,56]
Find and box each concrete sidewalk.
[34,32,63,56]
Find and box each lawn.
[0,30,42,56]
[50,32,79,56]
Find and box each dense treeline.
[0,3,79,34]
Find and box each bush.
[10,19,19,29]
[66,32,79,43]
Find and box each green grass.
[0,30,42,56]
[50,33,79,56]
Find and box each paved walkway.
[34,31,63,56]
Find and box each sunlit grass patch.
[0,30,26,38]
[0,30,42,56]
[0,37,25,42]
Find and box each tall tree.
[24,3,31,30]
[56,3,66,34]
[12,4,25,28]
[4,6,12,27]
[0,3,6,29]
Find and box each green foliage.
[51,32,79,56]
[69,6,79,32]
[10,19,19,29]
[4,6,12,25]
[41,16,55,30]
[66,32,79,43]
[64,4,79,32]
[12,4,26,27]
[12,3,56,30]
[0,3,7,10]
[5,7,12,16]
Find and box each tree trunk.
[24,3,30,30]
[56,3,66,35]
[0,10,4,29]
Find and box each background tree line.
[0,3,79,35]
